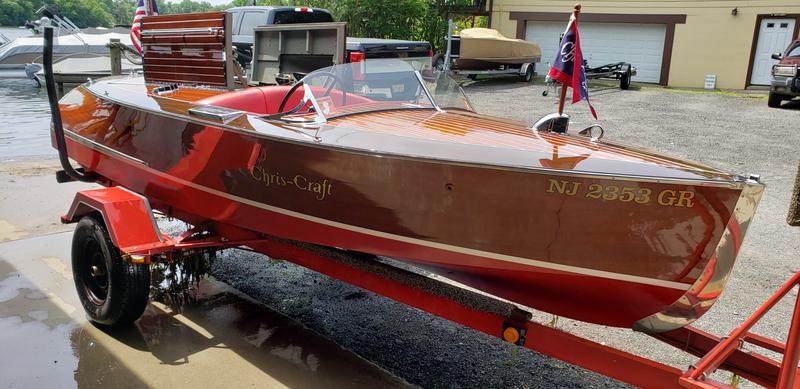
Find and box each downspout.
[487,0,494,27]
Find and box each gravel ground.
[467,79,800,384]
[211,78,800,388]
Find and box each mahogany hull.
[57,84,762,331]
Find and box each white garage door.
[525,22,666,83]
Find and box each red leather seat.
[196,86,273,115]
[196,85,371,115]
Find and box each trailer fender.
[61,187,166,254]
[519,62,535,76]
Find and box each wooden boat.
[50,12,764,333]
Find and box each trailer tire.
[522,65,534,82]
[72,215,150,327]
[620,67,631,90]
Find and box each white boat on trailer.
[0,8,133,79]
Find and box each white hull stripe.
[70,135,692,291]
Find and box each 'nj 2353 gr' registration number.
[545,179,695,207]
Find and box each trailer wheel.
[620,67,631,90]
[72,215,150,327]
[521,66,534,82]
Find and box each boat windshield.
[270,59,473,124]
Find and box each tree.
[46,0,115,27]
[0,0,488,50]
[416,0,489,52]
[102,0,134,26]
[0,0,36,27]
[328,0,425,39]
[159,0,226,15]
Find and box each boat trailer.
[543,61,635,96]
[59,176,800,388]
[585,61,636,89]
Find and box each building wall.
[491,1,800,89]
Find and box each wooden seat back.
[140,12,234,89]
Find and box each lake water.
[0,27,58,161]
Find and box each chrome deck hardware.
[532,112,569,134]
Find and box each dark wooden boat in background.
[50,12,764,333]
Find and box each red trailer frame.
[63,187,800,388]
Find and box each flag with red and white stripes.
[130,0,159,54]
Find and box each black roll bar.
[43,26,95,183]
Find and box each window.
[767,23,775,28]
[272,10,333,24]
[239,12,266,36]
[229,11,243,34]
[780,23,789,28]
[788,45,800,58]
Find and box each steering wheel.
[277,71,347,114]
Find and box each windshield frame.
[260,60,474,126]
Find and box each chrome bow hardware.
[578,124,604,142]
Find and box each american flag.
[130,0,159,54]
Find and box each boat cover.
[458,28,541,62]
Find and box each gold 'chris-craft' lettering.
[248,166,333,201]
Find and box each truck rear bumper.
[770,75,800,96]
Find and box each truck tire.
[768,91,785,108]
[72,215,150,327]
[620,67,631,90]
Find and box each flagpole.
[557,3,581,115]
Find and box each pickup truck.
[228,6,431,71]
[768,39,800,108]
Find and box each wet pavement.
[0,231,410,388]
[0,161,628,389]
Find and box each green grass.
[640,85,768,100]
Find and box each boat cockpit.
[192,61,474,127]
